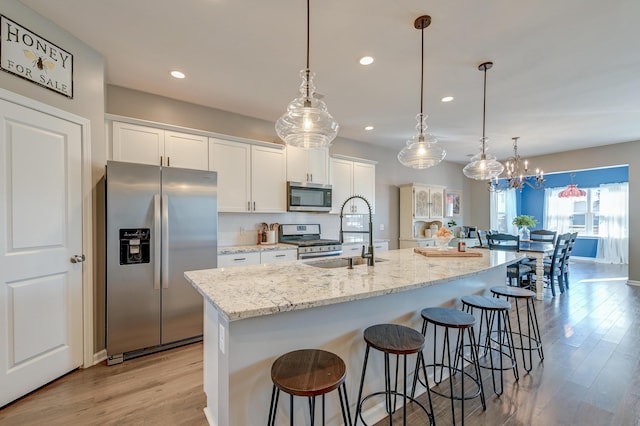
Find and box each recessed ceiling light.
[441,96,454,102]
[364,126,374,131]
[359,56,374,66]
[170,70,186,79]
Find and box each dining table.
[477,241,555,300]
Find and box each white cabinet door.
[429,187,444,218]
[413,185,431,219]
[330,158,354,214]
[112,121,163,166]
[307,148,329,184]
[164,131,209,171]
[286,147,328,184]
[0,98,83,407]
[330,158,376,214]
[217,252,261,268]
[251,145,286,213]
[210,138,251,212]
[112,122,208,170]
[353,162,375,214]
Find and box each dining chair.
[487,233,533,287]
[477,230,490,247]
[524,229,558,266]
[530,229,557,245]
[543,232,571,296]
[560,232,578,289]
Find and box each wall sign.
[1,15,73,98]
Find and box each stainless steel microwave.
[287,182,332,212]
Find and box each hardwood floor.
[0,261,636,425]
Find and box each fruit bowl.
[435,236,453,251]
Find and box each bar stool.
[268,349,352,426]
[354,324,434,425]
[461,295,519,395]
[415,307,485,426]
[490,286,544,372]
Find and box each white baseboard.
[627,280,640,287]
[203,407,214,426]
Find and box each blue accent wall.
[505,165,628,258]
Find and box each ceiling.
[20,0,640,163]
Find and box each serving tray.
[413,247,483,257]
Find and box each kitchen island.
[185,248,522,426]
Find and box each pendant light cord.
[305,0,311,101]
[482,65,487,144]
[420,23,424,116]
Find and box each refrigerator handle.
[161,194,169,289]
[153,194,161,290]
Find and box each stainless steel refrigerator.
[106,161,217,365]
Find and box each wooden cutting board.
[414,247,483,257]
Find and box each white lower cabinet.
[342,244,364,256]
[399,239,436,249]
[217,252,261,268]
[373,241,389,252]
[218,249,297,268]
[260,250,297,264]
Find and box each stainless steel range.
[279,224,342,259]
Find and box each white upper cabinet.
[209,138,286,213]
[329,156,376,214]
[399,183,446,242]
[111,121,208,170]
[286,146,329,184]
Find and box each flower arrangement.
[512,215,538,228]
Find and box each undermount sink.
[305,257,387,269]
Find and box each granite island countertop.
[217,244,296,255]
[185,248,522,322]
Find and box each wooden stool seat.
[268,349,352,425]
[490,286,535,299]
[461,295,511,311]
[363,323,425,355]
[271,349,346,397]
[421,307,475,329]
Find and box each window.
[566,188,600,236]
[490,189,517,234]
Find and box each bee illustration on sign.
[23,49,55,72]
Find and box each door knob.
[70,254,85,263]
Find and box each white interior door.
[0,98,83,407]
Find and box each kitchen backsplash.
[218,212,347,246]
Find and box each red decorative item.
[558,184,586,198]
[558,172,586,198]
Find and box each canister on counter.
[458,241,466,252]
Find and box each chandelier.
[397,15,446,169]
[558,172,586,197]
[493,137,545,191]
[463,62,504,180]
[275,0,339,148]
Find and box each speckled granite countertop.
[218,244,297,255]
[186,248,522,322]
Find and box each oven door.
[287,182,332,212]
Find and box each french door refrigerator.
[106,161,217,365]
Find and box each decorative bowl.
[435,236,453,251]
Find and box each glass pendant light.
[397,15,446,169]
[463,62,504,180]
[275,0,338,148]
